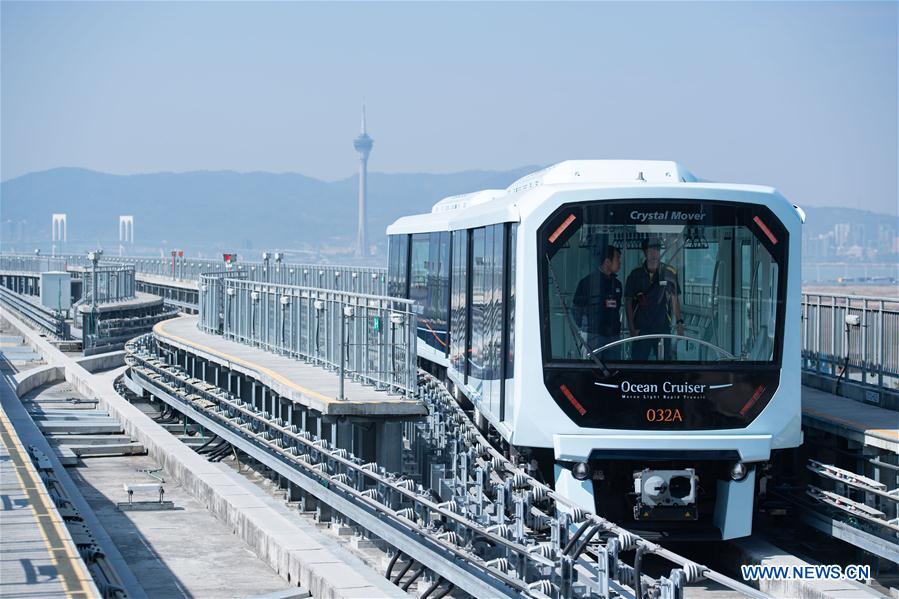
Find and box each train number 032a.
[645,408,683,422]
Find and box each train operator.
[573,244,623,358]
[625,237,685,360]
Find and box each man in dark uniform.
[573,245,623,358]
[625,238,684,361]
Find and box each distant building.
[804,232,835,259]
[353,104,374,257]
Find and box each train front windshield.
[540,200,787,366]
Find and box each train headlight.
[668,476,692,499]
[571,462,591,481]
[730,462,749,481]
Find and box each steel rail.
[807,460,899,503]
[806,487,899,534]
[125,352,536,597]
[127,345,552,569]
[0,287,72,339]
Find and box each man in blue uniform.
[573,245,623,358]
[624,238,684,361]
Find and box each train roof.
[387,160,796,234]
[504,159,698,194]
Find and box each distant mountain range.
[0,167,539,254]
[1,166,895,255]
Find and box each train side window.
[470,227,486,384]
[450,229,469,376]
[486,223,503,414]
[502,223,518,423]
[408,233,451,353]
[387,234,409,298]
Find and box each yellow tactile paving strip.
[0,408,97,599]
[802,406,899,441]
[155,317,334,404]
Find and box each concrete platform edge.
[2,307,405,599]
[1,310,145,599]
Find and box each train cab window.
[539,201,787,365]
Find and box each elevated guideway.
[0,257,177,354]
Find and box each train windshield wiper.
[545,254,611,378]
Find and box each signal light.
[730,462,749,481]
[572,462,591,481]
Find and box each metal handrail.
[801,292,899,391]
[80,263,137,305]
[1,252,388,294]
[0,255,68,273]
[0,287,72,339]
[197,272,417,398]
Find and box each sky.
[2,1,897,214]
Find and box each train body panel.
[387,160,803,540]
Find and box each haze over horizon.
[2,2,897,215]
[5,164,899,218]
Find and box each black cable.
[213,446,234,462]
[206,448,226,462]
[194,435,220,453]
[400,566,424,591]
[208,442,230,456]
[432,584,454,599]
[207,444,232,462]
[392,558,414,584]
[419,576,443,599]
[835,322,852,395]
[385,551,402,579]
[570,523,603,560]
[633,545,646,599]
[562,519,594,555]
[198,438,225,453]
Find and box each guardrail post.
[878,299,884,388]
[339,304,347,400]
[830,295,837,376]
[861,298,869,382]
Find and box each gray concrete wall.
[14,364,64,396]
[75,350,126,373]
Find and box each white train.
[387,160,803,540]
